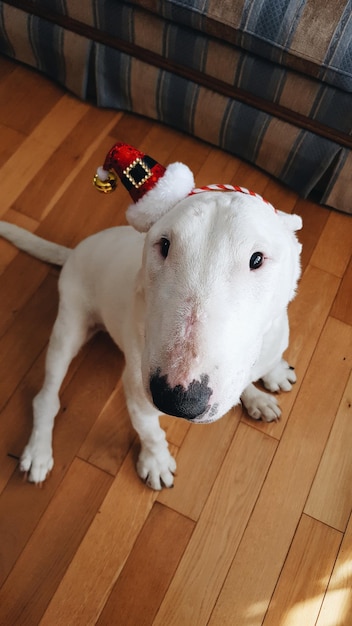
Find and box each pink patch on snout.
[166,305,202,389]
[184,308,198,339]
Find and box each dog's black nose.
[150,371,212,420]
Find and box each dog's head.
[133,191,302,423]
[94,144,302,423]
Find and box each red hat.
[93,142,195,232]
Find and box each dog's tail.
[0,221,70,266]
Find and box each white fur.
[0,190,302,490]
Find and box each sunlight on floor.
[321,557,352,588]
[282,558,352,626]
[317,558,352,626]
[282,590,348,626]
[245,601,271,624]
[243,559,352,626]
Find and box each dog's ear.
[277,210,303,233]
[126,163,195,232]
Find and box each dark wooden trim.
[6,0,352,150]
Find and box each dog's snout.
[150,371,212,420]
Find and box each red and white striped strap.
[189,184,273,208]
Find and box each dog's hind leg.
[122,367,176,490]
[20,299,90,483]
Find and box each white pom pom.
[97,166,109,181]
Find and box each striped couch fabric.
[1,0,351,213]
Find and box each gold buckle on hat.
[123,158,152,189]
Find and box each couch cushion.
[3,0,352,141]
[95,0,352,138]
[95,43,347,202]
[10,0,352,92]
[0,3,92,98]
[129,0,352,92]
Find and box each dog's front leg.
[261,359,297,392]
[241,383,281,422]
[20,303,88,483]
[122,368,176,490]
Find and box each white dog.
[0,142,302,489]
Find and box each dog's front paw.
[262,359,297,392]
[137,446,177,490]
[20,441,54,484]
[246,393,281,422]
[241,384,281,423]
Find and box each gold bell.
[93,170,118,193]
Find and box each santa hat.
[93,142,195,232]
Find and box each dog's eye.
[159,237,170,259]
[250,252,264,270]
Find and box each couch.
[1,0,351,214]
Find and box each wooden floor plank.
[33,139,132,248]
[0,95,91,216]
[158,407,241,521]
[110,112,157,146]
[13,107,120,221]
[287,266,340,380]
[241,264,340,438]
[159,412,190,447]
[0,349,47,494]
[29,94,90,150]
[310,211,352,278]
[0,459,113,626]
[263,514,342,626]
[153,424,277,626]
[195,145,241,187]
[78,376,135,476]
[0,137,54,217]
[316,513,352,626]
[167,133,213,177]
[0,333,120,587]
[0,253,50,338]
[208,317,352,626]
[304,371,352,531]
[0,65,63,135]
[331,255,352,326]
[232,159,272,194]
[97,502,195,625]
[0,122,25,169]
[293,198,330,272]
[0,331,91,494]
[136,123,185,167]
[263,178,299,213]
[38,446,160,626]
[0,274,58,412]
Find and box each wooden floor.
[0,56,351,626]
